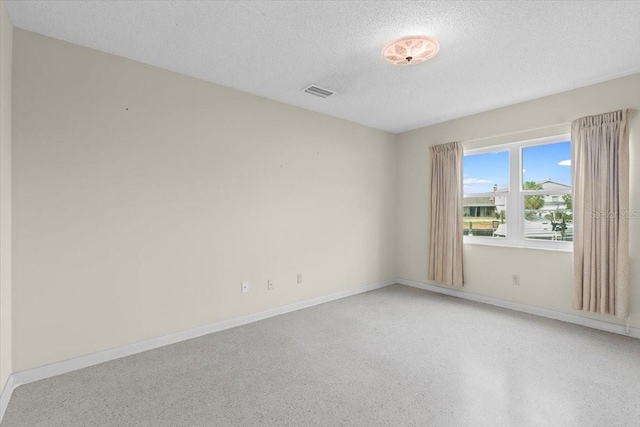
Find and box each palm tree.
[523,181,544,211]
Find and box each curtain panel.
[428,142,464,286]
[572,109,635,318]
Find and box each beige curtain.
[428,142,464,286]
[572,109,635,318]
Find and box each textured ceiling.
[5,1,640,133]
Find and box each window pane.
[463,197,507,238]
[463,150,509,194]
[523,194,573,241]
[522,141,571,190]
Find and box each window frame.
[463,134,572,252]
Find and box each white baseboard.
[0,374,14,422]
[9,278,395,393]
[396,277,640,339]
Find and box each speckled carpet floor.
[2,284,639,427]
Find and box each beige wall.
[6,25,639,376]
[0,0,13,389]
[11,30,397,371]
[397,73,640,328]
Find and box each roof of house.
[537,179,571,189]
[463,197,495,207]
[494,179,571,193]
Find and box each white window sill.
[463,239,573,253]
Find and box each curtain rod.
[462,121,572,145]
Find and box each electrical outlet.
[268,279,274,291]
[512,274,520,286]
[297,274,302,284]
[241,281,250,293]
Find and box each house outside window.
[463,135,572,251]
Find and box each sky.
[463,141,571,194]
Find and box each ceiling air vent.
[303,84,335,99]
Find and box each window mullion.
[508,145,521,245]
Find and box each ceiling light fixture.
[382,35,439,66]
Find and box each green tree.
[523,181,544,211]
[563,194,572,210]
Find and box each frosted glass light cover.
[382,36,440,65]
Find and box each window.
[463,135,572,250]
